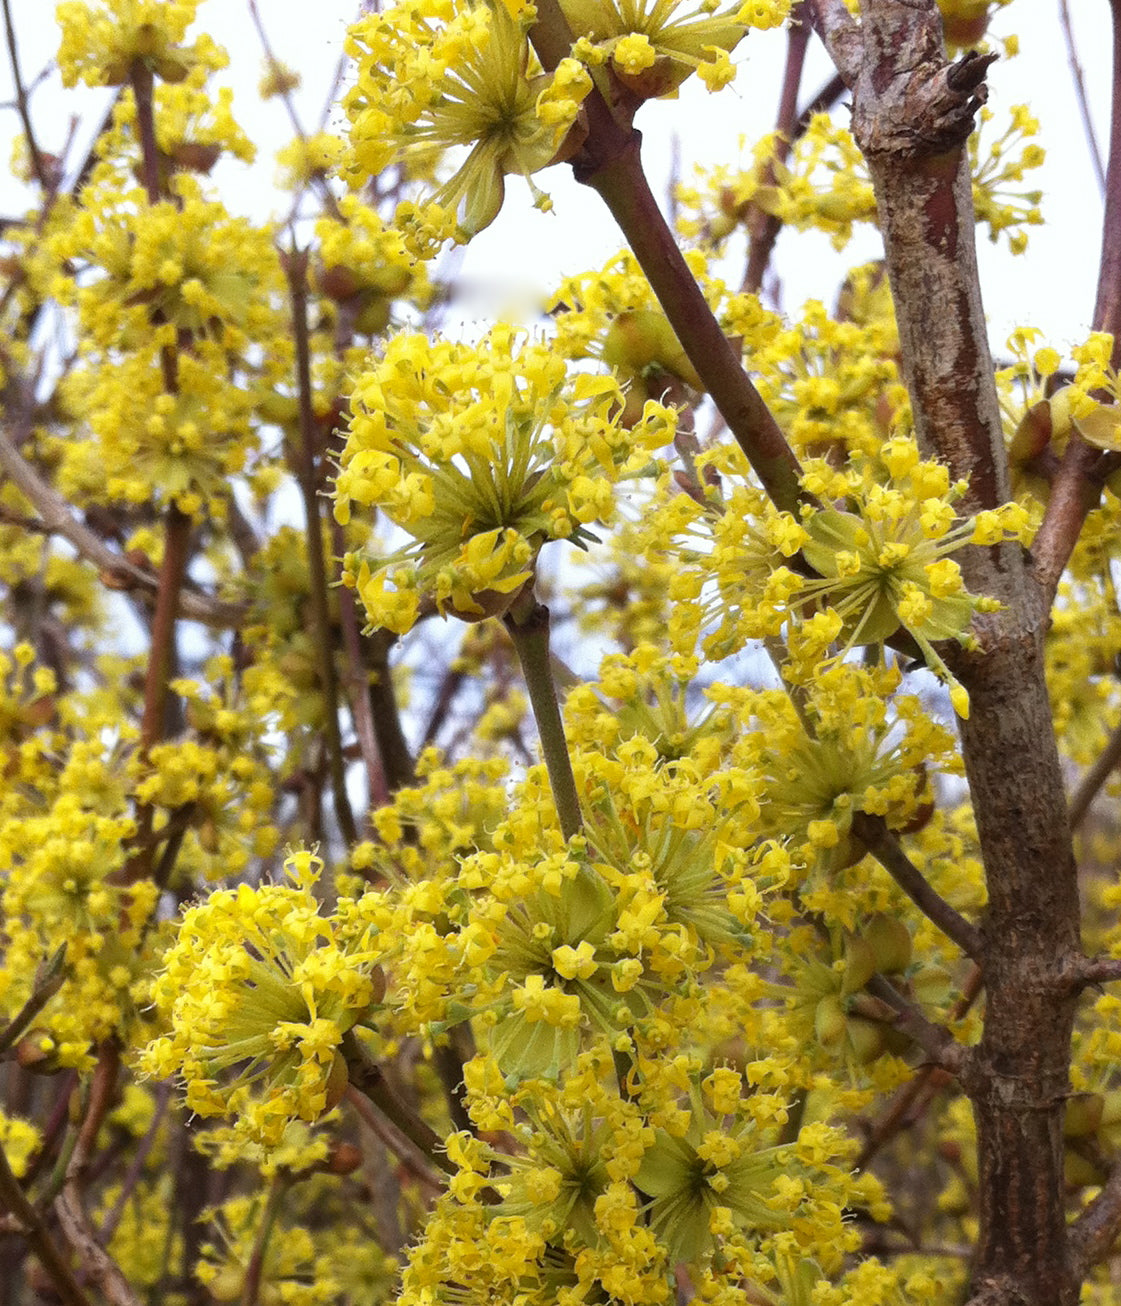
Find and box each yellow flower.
[335,326,673,633]
[142,852,385,1146]
[56,0,225,88]
[344,0,592,239]
[563,0,785,99]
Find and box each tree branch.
[1031,0,1121,607]
[805,0,863,86]
[850,813,984,961]
[528,0,808,515]
[742,4,812,296]
[1069,1155,1121,1279]
[284,244,358,847]
[1068,716,1121,830]
[1092,0,1121,353]
[865,973,966,1073]
[1059,0,1107,195]
[846,7,1082,1303]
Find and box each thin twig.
[1,0,48,191]
[857,962,983,1170]
[0,1146,93,1306]
[1070,1153,1121,1277]
[850,813,984,961]
[0,425,243,627]
[284,244,358,847]
[54,1046,140,1306]
[526,0,808,516]
[1069,718,1121,829]
[1059,0,1107,195]
[0,945,67,1056]
[865,973,966,1073]
[341,1032,453,1174]
[743,4,812,295]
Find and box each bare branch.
[805,0,862,85]
[284,243,358,847]
[1060,0,1107,194]
[742,5,812,295]
[1092,0,1121,354]
[1068,717,1121,830]
[527,0,808,515]
[851,813,984,961]
[1063,955,1121,991]
[1030,438,1110,609]
[1,0,50,191]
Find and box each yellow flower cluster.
[313,194,436,338]
[562,0,789,98]
[56,0,225,88]
[143,852,386,1146]
[971,105,1045,254]
[679,100,1044,255]
[45,174,284,516]
[665,434,1028,716]
[335,324,675,633]
[344,0,592,239]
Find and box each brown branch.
[1029,438,1109,609]
[1064,955,1121,990]
[850,813,983,961]
[331,515,389,811]
[805,0,863,85]
[1068,717,1121,830]
[340,1032,452,1174]
[1060,0,1107,195]
[857,962,983,1169]
[1033,3,1121,599]
[850,11,1006,518]
[1093,0,1121,354]
[865,974,966,1073]
[528,0,807,516]
[365,629,417,793]
[1,0,49,191]
[1069,1156,1121,1279]
[284,245,358,847]
[742,4,812,296]
[846,8,1082,1304]
[54,1046,140,1306]
[0,1143,92,1306]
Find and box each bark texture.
[842,3,1083,1302]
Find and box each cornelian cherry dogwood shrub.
[0,0,1118,1304]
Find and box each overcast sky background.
[1,2,1114,356]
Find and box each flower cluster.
[664,434,1028,715]
[563,0,789,99]
[142,852,385,1146]
[334,325,675,633]
[344,0,592,239]
[56,0,225,88]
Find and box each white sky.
[0,2,1113,357]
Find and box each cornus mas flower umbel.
[343,0,592,240]
[562,0,789,98]
[142,852,385,1147]
[334,325,675,634]
[789,438,1029,717]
